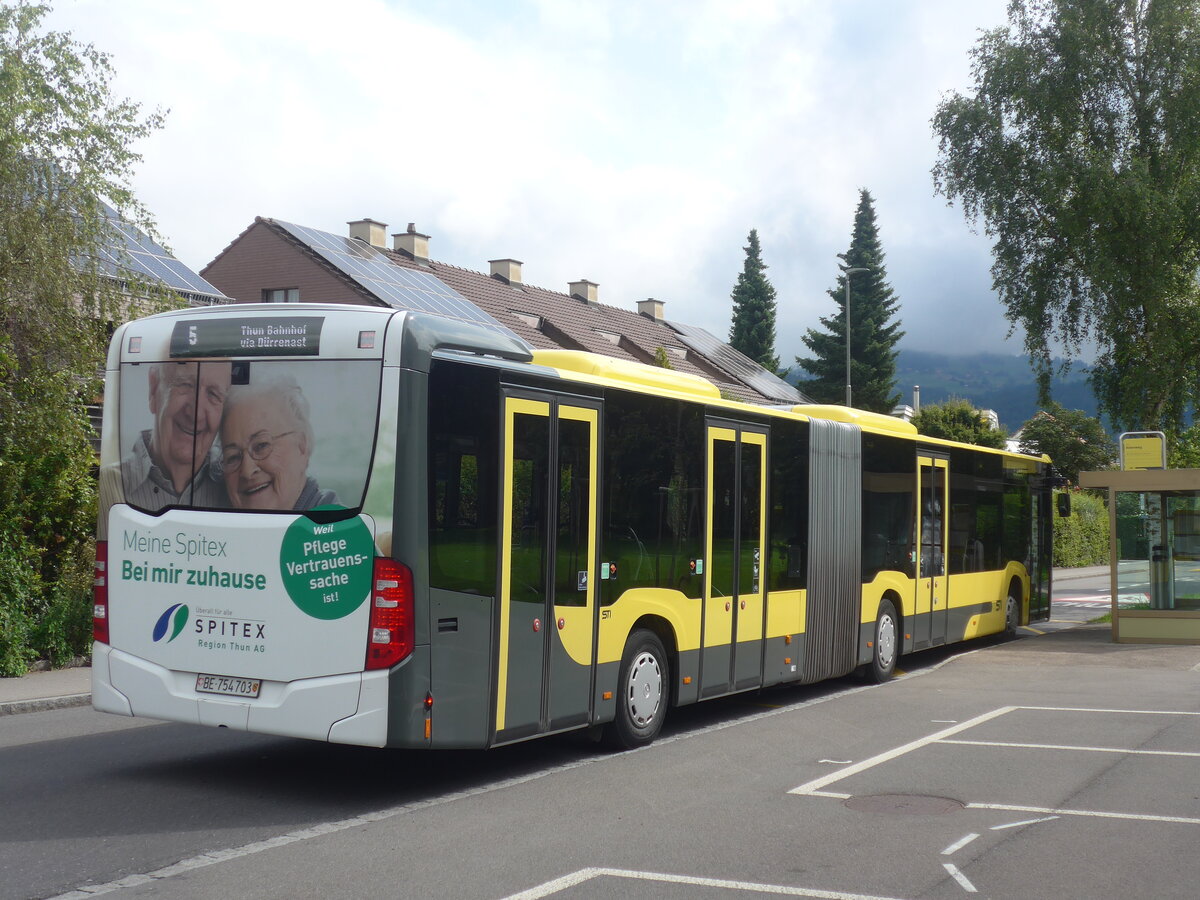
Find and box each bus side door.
[916,454,950,647]
[701,423,767,697]
[496,394,598,742]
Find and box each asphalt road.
[4,591,1199,900]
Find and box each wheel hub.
[627,651,662,727]
[877,614,896,669]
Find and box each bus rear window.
[109,359,382,514]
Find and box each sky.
[44,0,1020,363]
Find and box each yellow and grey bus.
[92,304,1053,749]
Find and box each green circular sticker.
[279,517,374,619]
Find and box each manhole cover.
[844,794,964,815]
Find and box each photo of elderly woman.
[218,376,341,511]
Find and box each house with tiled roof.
[200,217,806,405]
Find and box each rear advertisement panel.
[108,506,378,683]
[105,357,382,518]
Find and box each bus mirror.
[1056,493,1071,518]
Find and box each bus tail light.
[93,541,109,645]
[366,558,414,670]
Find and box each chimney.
[392,222,430,262]
[638,297,665,322]
[348,218,387,248]
[489,258,523,285]
[569,279,599,305]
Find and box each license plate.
[195,674,261,698]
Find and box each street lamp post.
[842,266,869,407]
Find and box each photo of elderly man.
[108,360,232,512]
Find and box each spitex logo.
[152,603,189,643]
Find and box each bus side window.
[602,391,704,602]
[428,362,499,597]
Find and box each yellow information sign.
[1120,432,1166,470]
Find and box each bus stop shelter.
[1079,468,1200,643]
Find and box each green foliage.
[911,398,1007,448]
[933,0,1200,432]
[1054,490,1110,567]
[797,189,904,413]
[652,346,673,369]
[0,2,168,673]
[1168,423,1200,468]
[1017,402,1114,484]
[728,228,780,372]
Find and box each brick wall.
[201,221,376,307]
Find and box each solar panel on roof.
[667,321,806,404]
[96,201,228,302]
[273,219,529,346]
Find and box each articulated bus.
[93,304,1053,750]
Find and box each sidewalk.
[0,663,92,716]
[1053,564,1110,582]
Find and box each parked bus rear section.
[92,304,1053,750]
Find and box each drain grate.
[844,794,964,815]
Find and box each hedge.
[1054,490,1110,568]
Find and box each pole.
[845,278,851,406]
[841,267,869,407]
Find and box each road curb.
[0,693,92,717]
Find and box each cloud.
[47,0,1017,357]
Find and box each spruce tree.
[796,189,904,412]
[728,228,780,372]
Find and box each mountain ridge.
[787,348,1098,432]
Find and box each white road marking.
[1019,706,1200,716]
[1054,593,1149,608]
[968,802,1200,825]
[932,719,958,723]
[501,867,912,900]
[941,833,979,855]
[820,759,853,764]
[991,816,1058,830]
[789,707,1017,795]
[942,738,1200,757]
[941,863,977,893]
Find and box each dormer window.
[511,311,541,329]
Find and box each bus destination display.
[169,317,324,357]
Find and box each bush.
[0,352,99,675]
[1054,490,1109,567]
[0,526,39,676]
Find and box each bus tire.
[868,599,899,683]
[1003,590,1020,639]
[605,629,669,750]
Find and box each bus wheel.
[1003,592,1020,639]
[868,599,898,683]
[605,629,669,750]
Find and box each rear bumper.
[91,642,389,747]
